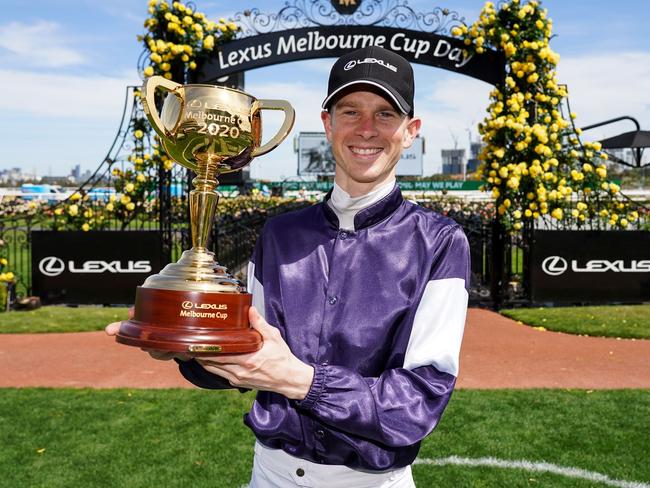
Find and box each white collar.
[327,179,396,231]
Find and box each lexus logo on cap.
[541,256,568,276]
[39,257,66,277]
[343,57,398,72]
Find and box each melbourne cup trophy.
[116,76,295,355]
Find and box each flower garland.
[451,0,638,230]
[140,0,238,79]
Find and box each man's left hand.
[197,307,314,400]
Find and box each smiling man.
[110,46,471,487]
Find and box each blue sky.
[1,0,649,181]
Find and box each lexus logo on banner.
[32,231,163,304]
[541,256,568,276]
[531,230,650,303]
[332,0,362,15]
[542,255,650,276]
[38,256,152,277]
[39,257,66,277]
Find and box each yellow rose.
[126,202,136,211]
[106,203,114,212]
[54,208,63,216]
[70,192,82,201]
[0,258,7,266]
[125,183,135,193]
[134,130,144,139]
[68,204,79,216]
[143,66,154,77]
[5,272,14,281]
[551,208,563,220]
[82,223,90,232]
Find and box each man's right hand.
[105,307,191,362]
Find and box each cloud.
[556,51,650,139]
[0,69,140,120]
[0,21,85,67]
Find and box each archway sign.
[192,0,505,87]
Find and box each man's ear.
[321,110,332,142]
[402,116,422,149]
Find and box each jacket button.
[328,296,338,305]
[315,429,325,439]
[339,231,348,240]
[296,468,305,477]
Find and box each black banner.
[193,26,504,86]
[31,231,164,305]
[530,230,650,303]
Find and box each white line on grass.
[414,456,650,488]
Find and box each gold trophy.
[116,76,294,355]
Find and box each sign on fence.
[31,231,164,305]
[530,230,650,303]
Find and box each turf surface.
[501,304,650,339]
[1,388,648,487]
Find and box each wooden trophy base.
[116,287,262,355]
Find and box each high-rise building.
[441,149,466,175]
[467,140,485,173]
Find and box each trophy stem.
[190,155,221,251]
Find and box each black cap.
[322,46,414,116]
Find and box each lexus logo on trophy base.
[115,76,295,355]
[332,0,362,15]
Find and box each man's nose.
[355,114,378,138]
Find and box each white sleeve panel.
[402,278,468,377]
[247,261,266,320]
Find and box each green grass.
[0,306,129,333]
[501,304,650,339]
[0,389,648,487]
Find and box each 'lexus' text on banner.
[32,231,164,304]
[530,230,650,303]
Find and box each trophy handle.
[252,100,296,157]
[142,76,184,140]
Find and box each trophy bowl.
[115,76,294,355]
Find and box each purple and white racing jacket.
[178,185,470,471]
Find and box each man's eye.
[378,111,398,119]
